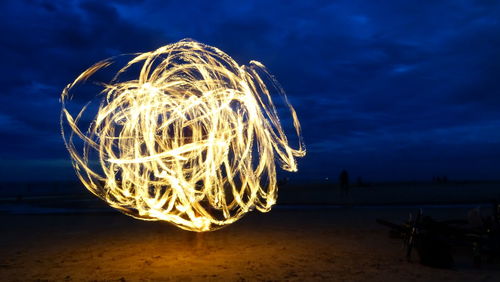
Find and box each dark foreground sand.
[1,207,500,281]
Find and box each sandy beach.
[2,206,500,281]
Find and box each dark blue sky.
[0,0,499,182]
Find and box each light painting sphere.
[60,39,305,231]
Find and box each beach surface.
[2,206,500,281]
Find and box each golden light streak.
[61,39,305,231]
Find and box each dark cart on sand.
[377,201,500,268]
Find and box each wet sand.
[2,207,499,281]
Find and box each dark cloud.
[0,0,499,181]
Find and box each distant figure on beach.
[433,176,449,184]
[339,169,349,196]
[277,177,289,187]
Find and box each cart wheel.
[405,211,421,261]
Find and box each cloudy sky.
[1,0,499,182]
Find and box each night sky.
[1,0,499,182]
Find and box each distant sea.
[1,180,499,215]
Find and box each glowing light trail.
[61,39,305,231]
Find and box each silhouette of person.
[339,169,349,196]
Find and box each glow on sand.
[61,39,305,231]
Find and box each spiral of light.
[61,39,305,231]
